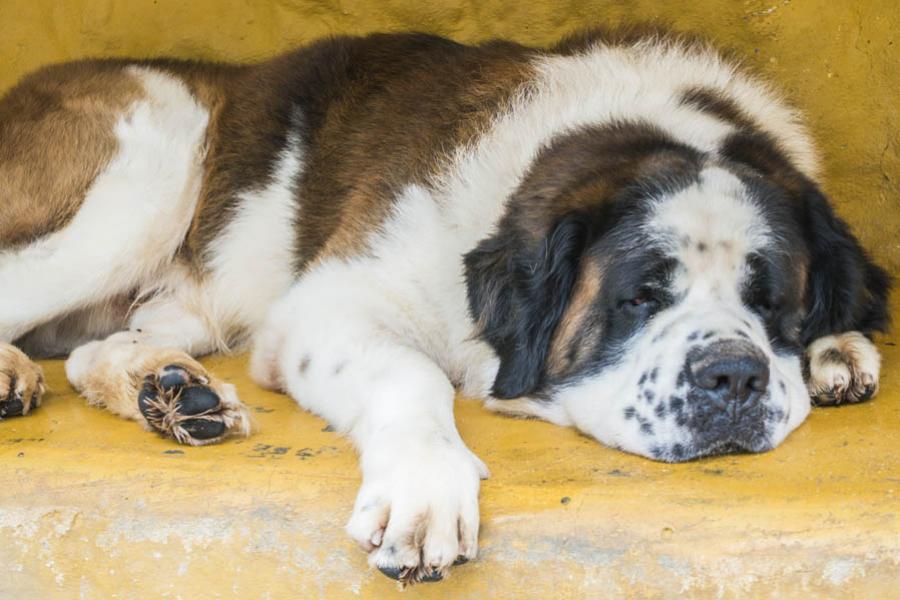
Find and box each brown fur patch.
[0,62,144,248]
[288,34,536,270]
[547,258,604,377]
[679,85,812,198]
[509,122,704,241]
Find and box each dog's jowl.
[0,26,890,583]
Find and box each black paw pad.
[159,365,191,390]
[181,418,227,440]
[420,569,443,583]
[138,368,230,445]
[378,565,406,581]
[377,565,444,584]
[178,386,221,415]
[0,397,24,418]
[138,380,160,417]
[856,385,877,403]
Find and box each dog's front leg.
[252,321,487,584]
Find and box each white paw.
[346,434,487,584]
[806,331,880,405]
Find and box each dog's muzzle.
[683,339,771,455]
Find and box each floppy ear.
[798,187,891,344]
[464,213,591,398]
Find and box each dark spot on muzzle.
[660,339,774,461]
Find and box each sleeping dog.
[0,25,890,583]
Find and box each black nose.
[687,340,769,403]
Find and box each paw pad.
[0,396,25,418]
[0,350,45,420]
[139,365,232,444]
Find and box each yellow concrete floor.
[1,301,898,598]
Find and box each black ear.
[799,188,891,344]
[464,213,591,398]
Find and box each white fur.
[201,129,304,346]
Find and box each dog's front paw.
[806,332,881,406]
[0,344,45,419]
[138,364,250,446]
[346,433,488,585]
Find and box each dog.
[0,25,890,583]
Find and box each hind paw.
[139,364,249,445]
[0,344,45,419]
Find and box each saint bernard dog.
[0,25,891,583]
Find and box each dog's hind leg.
[0,66,209,343]
[0,65,208,422]
[64,288,251,446]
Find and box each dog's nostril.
[748,375,766,392]
[687,340,770,402]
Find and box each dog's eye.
[619,294,659,315]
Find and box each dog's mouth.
[652,434,772,463]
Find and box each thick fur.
[0,26,890,583]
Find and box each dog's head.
[465,122,889,461]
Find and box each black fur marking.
[801,188,891,343]
[766,407,785,423]
[719,127,891,344]
[465,122,703,397]
[623,406,636,419]
[687,331,700,341]
[654,403,667,418]
[465,212,590,397]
